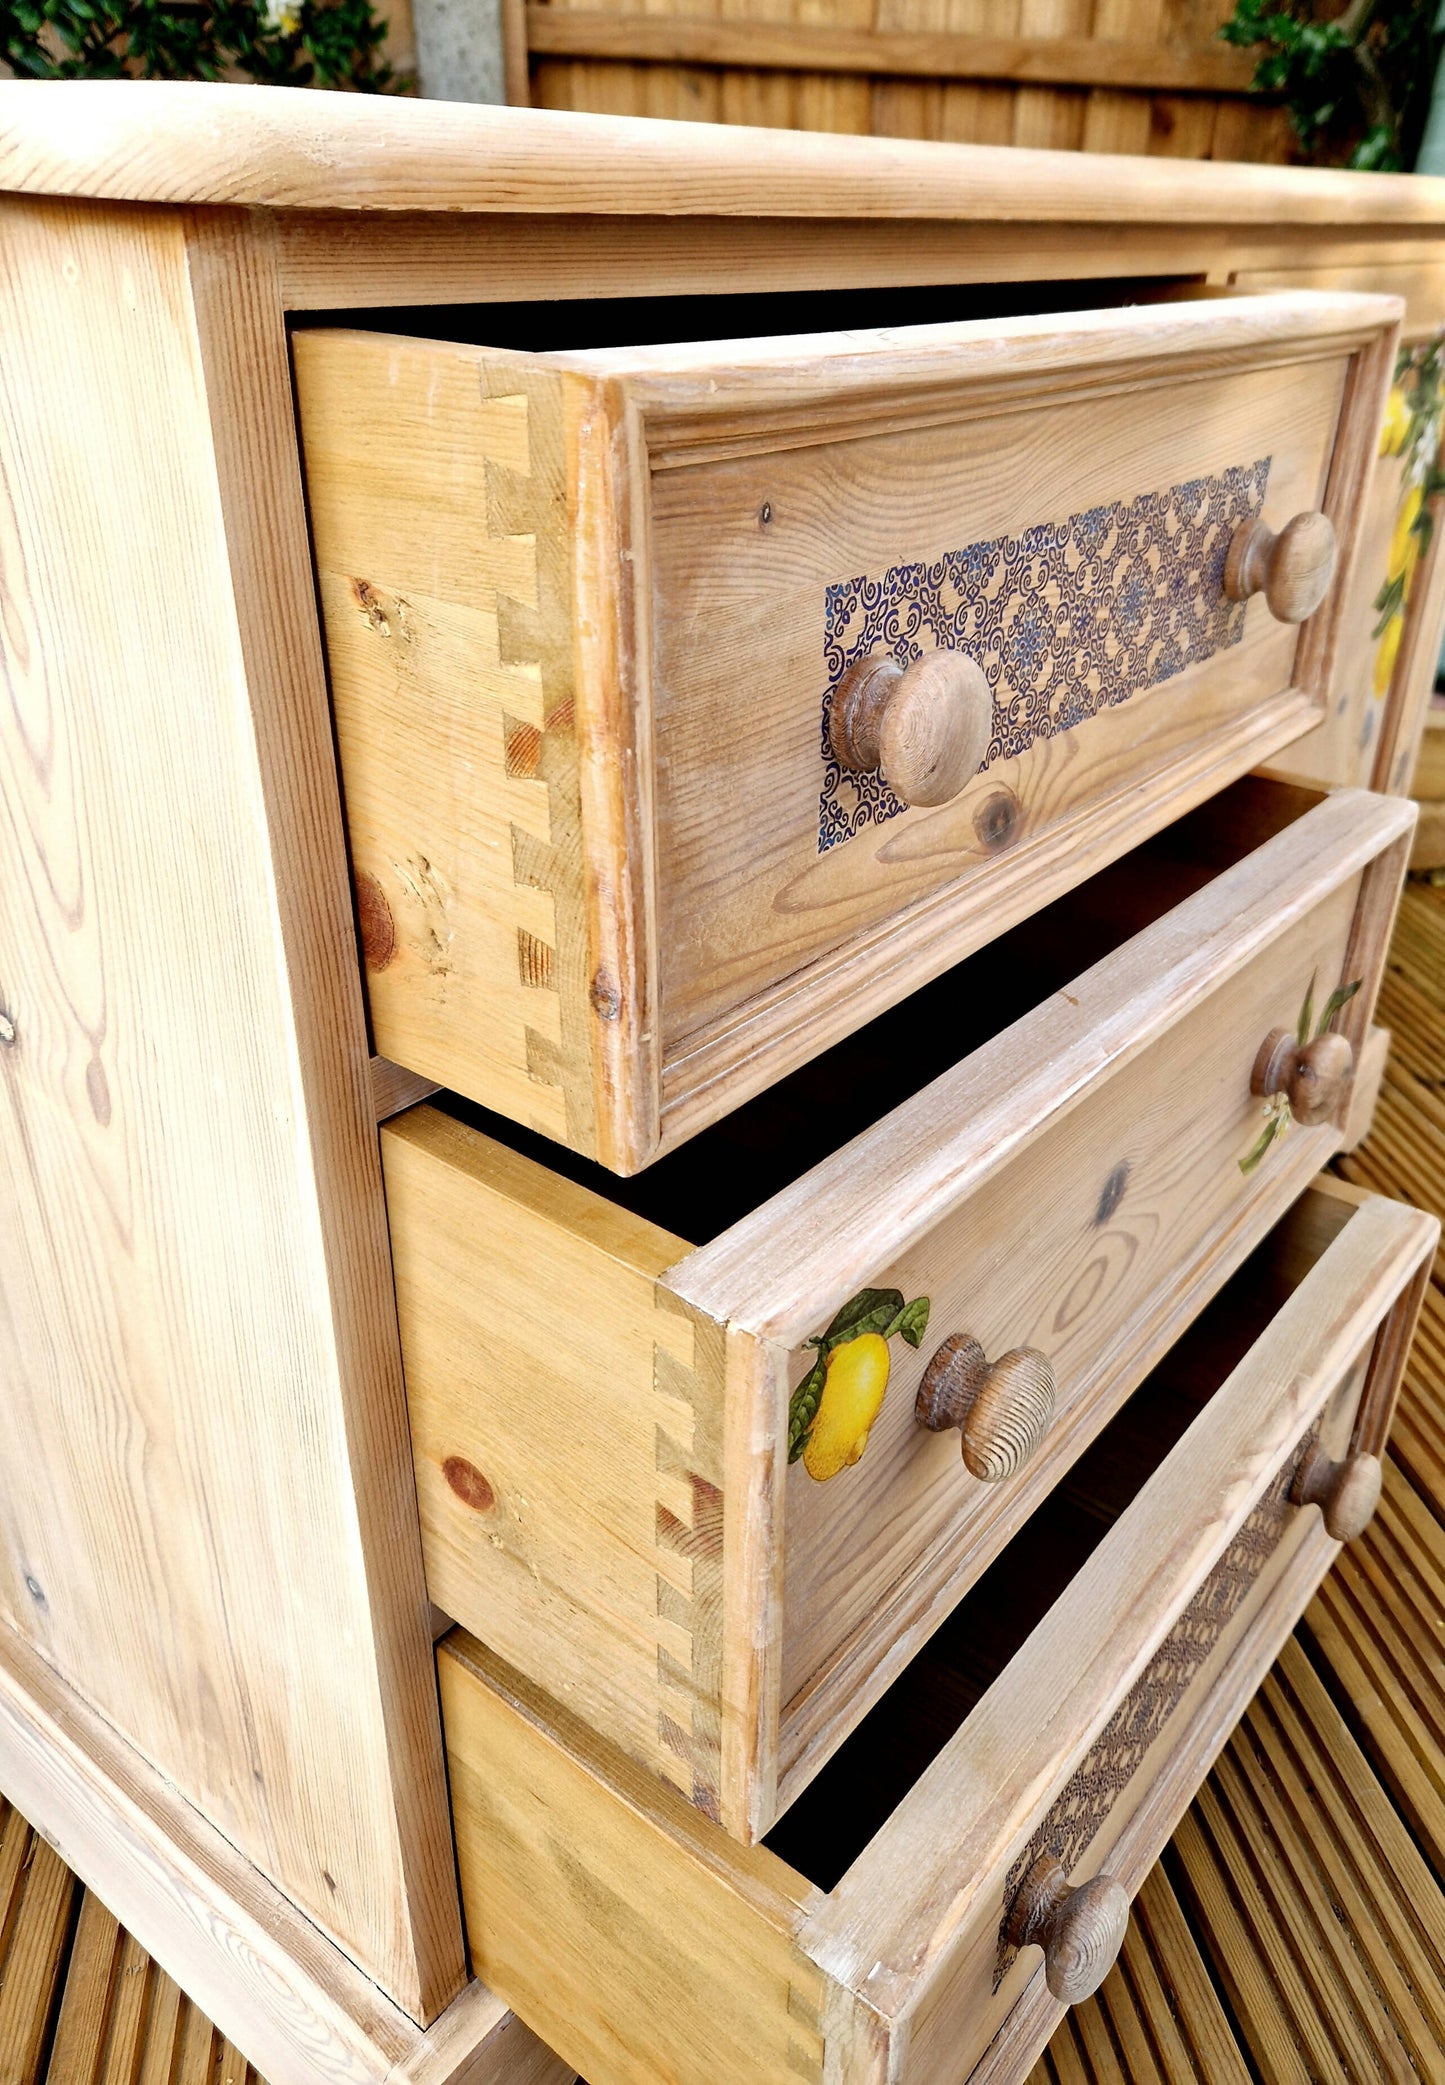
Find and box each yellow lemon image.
[1388,483,1424,586]
[1375,612,1404,696]
[1380,385,1411,457]
[802,1333,891,1482]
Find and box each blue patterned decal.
[817,458,1271,854]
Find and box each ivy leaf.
[787,1352,828,1464]
[886,1295,933,1349]
[1296,971,1317,1050]
[1315,977,1362,1039]
[821,1287,904,1346]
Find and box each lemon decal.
[1380,382,1411,460]
[787,1287,930,1483]
[1371,341,1445,703]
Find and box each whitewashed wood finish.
[0,196,462,2021]
[295,293,1399,1171]
[437,1181,1436,2085]
[391,784,1412,1841]
[4,82,1445,228]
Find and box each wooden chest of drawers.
[7,83,1445,2085]
[294,292,1400,1172]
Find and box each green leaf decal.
[1296,971,1316,1050]
[822,1287,904,1344]
[787,1353,828,1464]
[1239,1112,1285,1176]
[889,1296,933,1349]
[1315,978,1362,1038]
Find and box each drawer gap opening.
[290,278,1197,359]
[434,772,1325,1239]
[761,1185,1355,1892]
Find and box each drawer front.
[435,1185,1436,2085]
[807,1183,1436,2085]
[777,847,1365,1760]
[295,292,1400,1172]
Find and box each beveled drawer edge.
[665,786,1414,1350]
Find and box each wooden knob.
[1291,1442,1382,1542]
[1007,1854,1129,2004]
[829,649,991,808]
[1224,511,1337,624]
[1251,1026,1354,1127]
[916,1333,1055,1482]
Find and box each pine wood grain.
[7,80,1445,224]
[0,1618,570,2085]
[0,193,462,2026]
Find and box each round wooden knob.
[1291,1442,1382,1542]
[1251,1026,1354,1127]
[1006,1854,1129,2004]
[1224,511,1337,624]
[916,1333,1055,1482]
[829,649,991,808]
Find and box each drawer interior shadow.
[436,773,1323,1235]
[761,1183,1353,1891]
[292,276,1194,358]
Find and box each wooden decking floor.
[5,886,1445,2085]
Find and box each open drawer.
[294,290,1401,1173]
[387,776,1413,1841]
[437,1178,1437,2085]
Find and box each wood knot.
[974,789,1018,853]
[355,871,396,971]
[590,970,622,1022]
[442,1456,496,1513]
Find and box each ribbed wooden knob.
[916,1333,1056,1482]
[1007,1854,1130,2004]
[1251,1026,1354,1127]
[829,649,992,808]
[1224,511,1337,624]
[1291,1442,1383,1542]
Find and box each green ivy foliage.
[1,0,406,89]
[1220,0,1440,170]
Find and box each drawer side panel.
[383,1107,730,1815]
[439,1633,823,2085]
[293,330,601,1156]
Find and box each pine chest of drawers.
[8,84,1445,2085]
